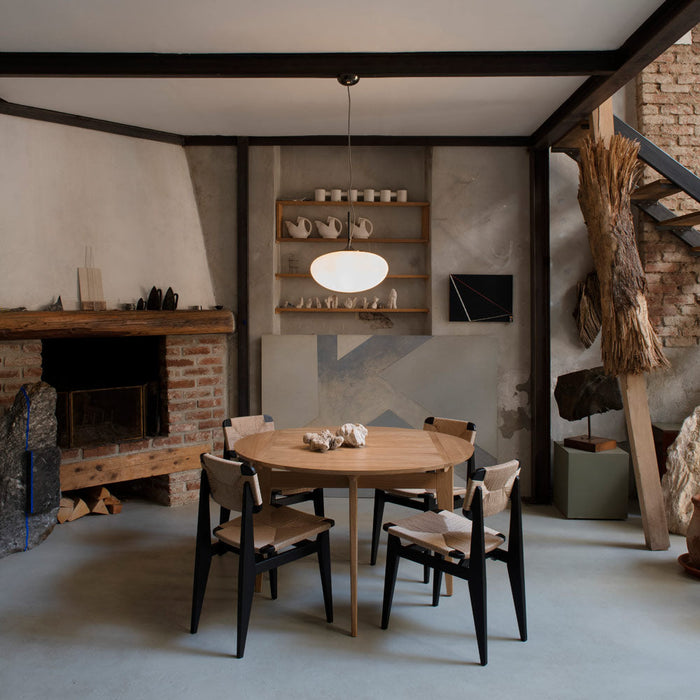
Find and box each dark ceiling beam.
[0,98,184,145]
[0,51,618,78]
[184,135,532,147]
[531,0,700,148]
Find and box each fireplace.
[0,310,233,506]
[43,337,162,449]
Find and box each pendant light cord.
[346,85,355,250]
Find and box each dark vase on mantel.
[687,493,700,568]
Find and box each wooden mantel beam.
[0,310,234,340]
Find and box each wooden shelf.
[276,237,428,243]
[278,200,429,207]
[275,273,429,280]
[275,307,429,314]
[0,310,235,340]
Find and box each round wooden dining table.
[234,425,474,637]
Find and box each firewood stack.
[57,486,122,523]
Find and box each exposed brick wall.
[142,334,227,506]
[636,26,700,348]
[0,340,43,418]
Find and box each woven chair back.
[200,453,263,512]
[465,459,520,518]
[423,416,476,445]
[223,414,275,453]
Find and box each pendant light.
[309,75,389,293]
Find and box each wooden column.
[589,102,669,550]
[529,146,552,503]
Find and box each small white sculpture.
[305,298,313,308]
[388,288,397,309]
[325,295,334,309]
[303,429,344,452]
[296,296,304,308]
[336,423,368,448]
[370,297,379,309]
[284,217,313,239]
[344,297,358,309]
[314,297,321,308]
[333,295,339,309]
[362,297,368,309]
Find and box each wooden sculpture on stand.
[577,103,670,550]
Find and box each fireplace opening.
[42,337,163,449]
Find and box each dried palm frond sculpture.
[573,270,602,348]
[577,135,669,375]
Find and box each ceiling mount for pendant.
[337,73,360,87]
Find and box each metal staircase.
[555,116,700,255]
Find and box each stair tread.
[631,179,683,201]
[656,211,700,228]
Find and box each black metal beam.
[529,147,551,504]
[531,0,700,148]
[0,51,618,78]
[0,98,183,145]
[615,116,700,201]
[236,137,250,416]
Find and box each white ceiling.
[0,0,674,136]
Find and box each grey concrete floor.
[0,496,697,700]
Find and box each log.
[66,497,90,522]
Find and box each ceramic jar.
[687,493,700,567]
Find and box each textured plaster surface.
[0,114,215,310]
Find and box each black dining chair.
[380,459,526,666]
[190,452,334,658]
[223,414,325,517]
[369,416,476,569]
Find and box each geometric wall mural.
[262,334,498,462]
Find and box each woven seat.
[190,453,334,659]
[215,504,332,552]
[370,417,476,571]
[386,509,504,558]
[381,459,526,666]
[223,414,324,516]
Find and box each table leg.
[348,476,358,637]
[435,466,454,596]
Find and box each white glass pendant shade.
[310,249,389,293]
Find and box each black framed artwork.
[449,274,513,322]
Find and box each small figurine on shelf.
[305,298,313,308]
[344,297,357,309]
[325,295,334,309]
[296,297,304,308]
[362,297,368,309]
[314,297,321,308]
[388,288,398,309]
[370,297,379,309]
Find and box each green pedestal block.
[553,442,630,519]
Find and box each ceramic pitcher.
[351,217,373,239]
[284,216,312,238]
[315,216,343,238]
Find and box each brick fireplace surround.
[0,310,234,506]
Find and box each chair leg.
[218,506,231,527]
[190,542,212,634]
[317,530,334,623]
[236,549,256,659]
[269,566,278,600]
[431,553,444,606]
[507,550,527,641]
[468,555,488,666]
[370,490,386,566]
[381,534,401,629]
[312,488,325,517]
